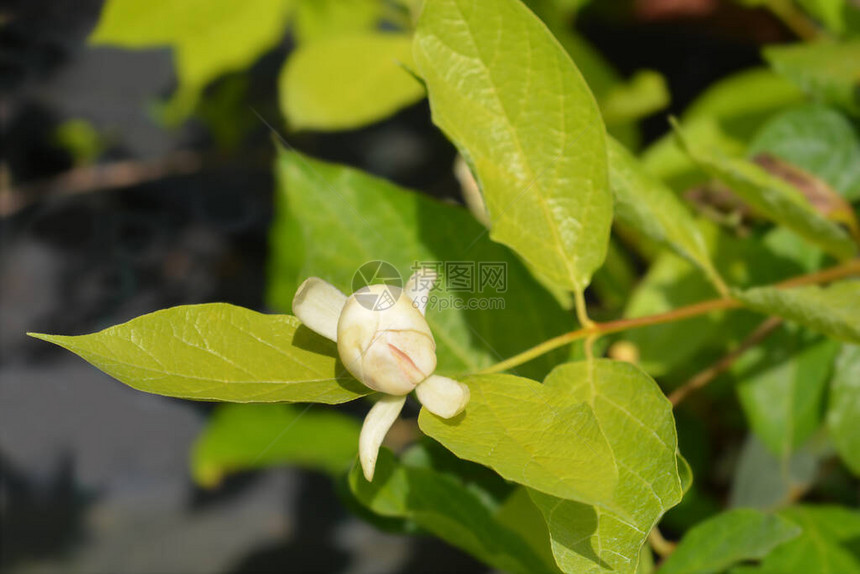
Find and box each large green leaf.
[421,360,683,574]
[736,280,860,344]
[413,0,612,295]
[191,403,360,487]
[827,344,860,474]
[348,448,559,573]
[269,150,571,379]
[796,0,860,35]
[291,0,382,45]
[749,104,860,201]
[607,137,724,291]
[764,41,860,117]
[89,0,295,122]
[733,324,840,458]
[280,33,425,130]
[659,509,800,574]
[29,303,368,404]
[740,505,860,573]
[675,124,857,259]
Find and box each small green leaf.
[736,280,860,344]
[421,360,683,574]
[269,150,572,379]
[348,448,559,573]
[414,0,612,295]
[89,0,295,122]
[291,0,382,45]
[764,41,860,117]
[191,403,360,487]
[659,509,801,574]
[674,123,857,260]
[29,303,369,404]
[749,104,860,201]
[796,0,859,35]
[749,505,860,573]
[601,70,670,127]
[280,33,424,131]
[733,324,840,458]
[607,137,724,292]
[827,344,860,474]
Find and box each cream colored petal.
[292,277,347,342]
[359,395,407,481]
[415,375,470,419]
[405,268,438,316]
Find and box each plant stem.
[648,527,676,558]
[766,0,825,41]
[668,317,783,407]
[477,259,860,375]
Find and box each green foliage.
[734,324,840,457]
[90,0,295,122]
[659,509,801,574]
[413,0,612,297]
[44,1,860,572]
[29,304,369,404]
[737,281,860,344]
[827,344,860,474]
[748,103,860,201]
[674,122,857,259]
[607,137,724,292]
[280,33,424,130]
[736,505,860,573]
[764,41,860,117]
[268,149,571,379]
[349,447,559,573]
[421,360,683,574]
[192,403,360,486]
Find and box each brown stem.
[0,151,203,217]
[478,259,860,375]
[668,317,783,407]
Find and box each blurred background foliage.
[3,0,860,572]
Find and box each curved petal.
[415,375,470,419]
[405,268,438,316]
[292,277,347,342]
[359,395,407,481]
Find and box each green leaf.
[749,104,860,201]
[421,360,683,574]
[607,137,725,292]
[733,324,840,458]
[601,70,670,127]
[89,0,295,122]
[729,434,822,510]
[748,505,860,573]
[827,344,860,474]
[659,509,801,574]
[348,448,559,573]
[269,150,571,379]
[413,0,612,295]
[736,280,860,344]
[796,0,860,35]
[280,33,425,131]
[28,303,369,404]
[191,403,360,487]
[674,123,857,260]
[291,0,382,45]
[764,41,860,117]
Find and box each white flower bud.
[337,285,437,395]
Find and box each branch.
[0,151,203,217]
[668,316,783,406]
[478,259,860,375]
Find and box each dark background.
[0,0,794,571]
